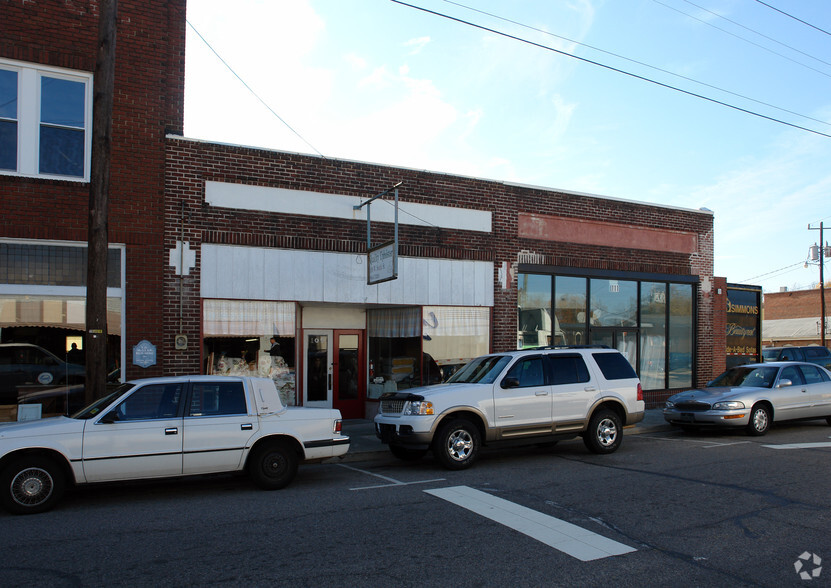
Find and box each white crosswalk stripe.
[425,485,636,561]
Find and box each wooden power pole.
[86,0,118,404]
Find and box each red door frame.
[332,329,366,419]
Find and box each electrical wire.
[679,0,831,69]
[753,0,831,38]
[186,20,325,158]
[391,1,831,139]
[651,0,831,80]
[442,0,831,129]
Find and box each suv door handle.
[241,423,253,430]
[584,386,597,392]
[535,391,548,396]
[165,428,178,435]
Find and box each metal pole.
[821,222,827,347]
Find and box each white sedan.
[0,375,349,514]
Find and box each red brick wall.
[1,0,186,379]
[165,138,716,396]
[764,288,825,320]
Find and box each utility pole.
[86,0,118,404]
[808,222,828,348]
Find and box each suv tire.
[432,418,480,470]
[583,408,622,454]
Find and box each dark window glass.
[590,279,637,327]
[39,125,84,176]
[504,357,545,387]
[0,244,121,287]
[800,365,823,385]
[554,276,587,346]
[592,352,637,380]
[780,365,805,386]
[189,382,247,416]
[0,120,16,170]
[115,383,182,421]
[39,76,85,177]
[0,69,16,119]
[548,354,590,385]
[804,347,830,359]
[0,69,17,171]
[40,77,84,127]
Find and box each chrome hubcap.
[597,419,617,447]
[447,430,473,461]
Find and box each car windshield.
[761,349,780,361]
[71,383,134,420]
[447,355,511,384]
[708,366,779,389]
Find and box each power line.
[651,0,831,80]
[679,0,831,69]
[391,1,831,139]
[742,261,804,282]
[186,20,325,158]
[753,0,831,37]
[442,0,831,129]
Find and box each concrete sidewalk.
[339,408,671,462]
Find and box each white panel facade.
[201,245,493,307]
[205,181,492,233]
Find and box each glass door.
[304,330,332,408]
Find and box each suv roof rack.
[527,345,611,350]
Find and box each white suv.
[374,347,644,469]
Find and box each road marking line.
[338,463,445,490]
[639,435,751,448]
[762,442,831,450]
[424,486,635,561]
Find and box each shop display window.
[517,274,552,348]
[668,284,693,388]
[423,306,489,381]
[640,283,667,390]
[554,276,587,346]
[203,300,297,405]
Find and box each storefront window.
[554,276,587,346]
[517,274,552,348]
[422,306,490,382]
[668,284,693,388]
[0,242,124,419]
[367,307,421,397]
[640,283,667,390]
[590,279,637,327]
[203,299,296,405]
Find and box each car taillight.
[334,419,342,434]
[637,383,643,402]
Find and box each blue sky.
[184,0,831,293]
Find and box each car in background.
[0,343,85,404]
[762,345,831,370]
[664,361,831,436]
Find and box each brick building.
[763,288,830,347]
[3,0,726,416]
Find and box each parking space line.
[638,435,751,448]
[338,463,445,490]
[425,486,635,561]
[762,442,831,450]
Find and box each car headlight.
[403,401,434,415]
[712,401,745,410]
[665,401,675,409]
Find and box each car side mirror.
[776,378,793,388]
[501,377,520,389]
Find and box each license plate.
[680,413,695,423]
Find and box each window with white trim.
[0,59,92,181]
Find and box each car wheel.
[0,456,66,515]
[746,404,771,436]
[432,418,480,470]
[249,441,299,490]
[583,409,623,454]
[389,445,428,462]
